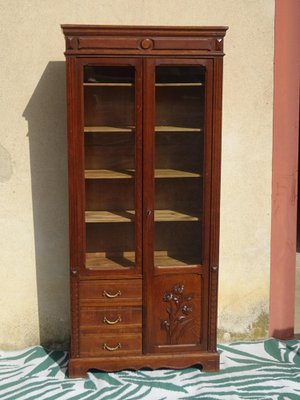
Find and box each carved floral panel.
[160,283,194,345]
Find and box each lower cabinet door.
[145,273,207,353]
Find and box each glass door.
[153,64,209,268]
[82,60,142,273]
[143,59,213,353]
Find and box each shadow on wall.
[23,62,70,348]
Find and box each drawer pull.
[103,290,121,298]
[103,316,122,325]
[103,343,122,351]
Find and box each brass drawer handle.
[103,290,121,298]
[103,316,122,325]
[103,343,122,351]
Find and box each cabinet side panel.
[208,57,223,351]
[66,56,80,357]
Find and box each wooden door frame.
[142,58,219,353]
[75,57,143,279]
[269,0,300,339]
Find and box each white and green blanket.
[0,338,300,399]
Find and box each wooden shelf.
[84,82,133,87]
[85,209,200,223]
[155,82,203,87]
[155,210,200,222]
[85,210,135,223]
[155,126,202,133]
[155,169,201,178]
[154,251,201,266]
[86,252,135,270]
[84,82,202,87]
[85,251,200,269]
[84,126,202,133]
[85,169,135,179]
[85,168,201,179]
[84,126,134,133]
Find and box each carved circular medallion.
[140,38,153,50]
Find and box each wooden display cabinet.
[62,24,227,377]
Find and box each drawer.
[80,306,142,333]
[80,280,142,306]
[80,333,142,357]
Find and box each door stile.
[200,59,214,350]
[66,56,81,358]
[134,60,143,277]
[208,57,224,351]
[77,61,86,276]
[142,58,156,353]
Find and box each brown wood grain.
[63,24,226,375]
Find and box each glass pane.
[83,66,136,270]
[154,66,205,267]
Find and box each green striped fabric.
[0,338,300,399]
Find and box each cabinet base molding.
[68,352,219,378]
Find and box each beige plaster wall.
[0,0,274,349]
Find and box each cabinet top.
[61,24,228,56]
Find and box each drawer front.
[80,306,142,333]
[80,333,142,357]
[80,280,142,306]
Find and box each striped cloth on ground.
[0,338,300,399]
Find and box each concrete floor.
[295,253,300,334]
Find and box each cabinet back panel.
[154,222,202,262]
[86,224,135,252]
[155,134,203,172]
[84,87,134,127]
[85,180,134,210]
[156,87,204,128]
[155,179,202,211]
[85,133,135,169]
